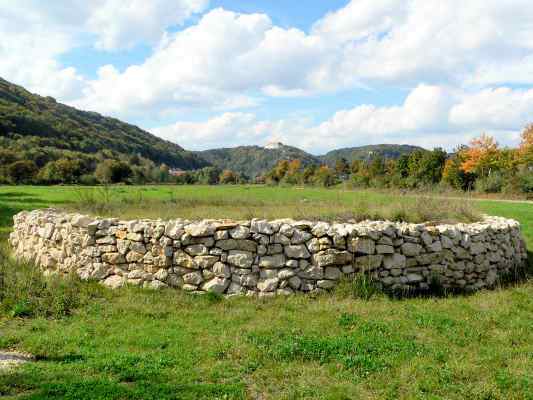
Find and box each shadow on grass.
[34,353,86,363]
[0,192,42,199]
[0,203,23,232]
[0,373,246,400]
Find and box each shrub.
[6,160,38,184]
[519,171,533,193]
[350,174,370,188]
[79,173,99,185]
[475,172,504,193]
[95,160,132,184]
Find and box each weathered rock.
[194,256,219,269]
[259,254,285,268]
[183,271,203,285]
[383,253,406,269]
[401,243,423,257]
[376,244,394,254]
[349,238,376,254]
[202,277,230,294]
[185,222,216,237]
[126,251,144,263]
[216,239,238,250]
[278,268,296,280]
[229,226,250,239]
[288,276,302,289]
[227,250,254,268]
[101,253,125,264]
[324,266,342,280]
[317,279,336,289]
[251,219,275,235]
[103,275,125,289]
[312,249,349,267]
[185,244,208,256]
[355,254,383,270]
[257,278,279,292]
[174,250,196,269]
[213,262,231,278]
[284,245,311,259]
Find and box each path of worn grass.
[0,185,532,399]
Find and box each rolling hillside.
[0,77,206,169]
[196,143,428,177]
[196,142,321,178]
[321,144,426,166]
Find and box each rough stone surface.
[8,210,528,296]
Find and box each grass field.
[0,184,486,232]
[0,185,532,399]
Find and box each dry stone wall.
[9,209,528,296]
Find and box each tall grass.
[69,187,481,223]
[0,243,106,318]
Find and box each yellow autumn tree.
[518,123,533,166]
[287,159,302,177]
[460,134,501,177]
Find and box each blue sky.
[1,0,533,154]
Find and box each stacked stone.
[8,209,528,296]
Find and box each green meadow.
[0,185,532,399]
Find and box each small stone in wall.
[401,243,422,257]
[376,244,394,254]
[174,251,196,269]
[355,254,383,271]
[229,225,250,239]
[349,238,376,255]
[312,249,349,267]
[227,250,254,268]
[257,278,279,292]
[185,244,209,256]
[183,271,203,286]
[194,255,219,269]
[185,222,216,237]
[213,262,231,278]
[259,254,285,268]
[284,244,311,259]
[202,277,230,294]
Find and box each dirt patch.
[0,351,33,371]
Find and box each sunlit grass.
[0,185,531,399]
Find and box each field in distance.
[1,184,532,244]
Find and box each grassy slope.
[0,185,532,400]
[0,78,206,169]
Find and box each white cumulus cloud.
[152,85,533,153]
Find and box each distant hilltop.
[195,142,425,178]
[264,141,283,150]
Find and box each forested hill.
[196,143,322,178]
[0,77,206,169]
[320,144,426,166]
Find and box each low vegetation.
[70,185,480,223]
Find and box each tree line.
[262,124,533,195]
[2,123,533,193]
[0,146,244,186]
